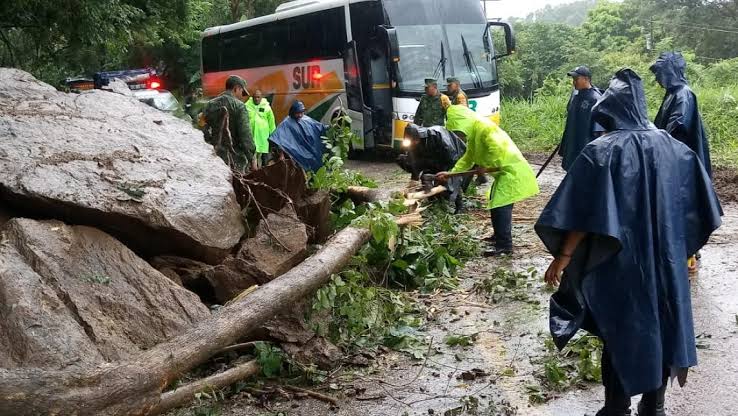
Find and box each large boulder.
[151,207,308,304]
[0,68,244,263]
[0,218,209,370]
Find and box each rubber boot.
[588,390,631,416]
[592,347,631,416]
[637,382,667,416]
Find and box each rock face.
[151,207,308,304]
[0,69,244,263]
[238,207,308,279]
[0,218,209,369]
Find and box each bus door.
[364,43,392,146]
[343,41,373,149]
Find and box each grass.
[501,84,738,169]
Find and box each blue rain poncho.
[651,52,713,177]
[268,101,327,172]
[558,87,605,171]
[535,69,722,396]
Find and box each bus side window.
[284,8,345,65]
[202,35,221,73]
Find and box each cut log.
[150,360,260,415]
[345,186,395,204]
[395,213,424,227]
[406,185,448,201]
[0,226,371,416]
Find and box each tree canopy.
[0,0,287,90]
[499,0,738,99]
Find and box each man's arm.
[457,92,468,107]
[449,139,475,173]
[441,94,451,110]
[664,94,694,143]
[544,231,587,286]
[267,108,276,133]
[413,99,424,127]
[235,105,255,161]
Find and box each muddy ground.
[181,158,738,416]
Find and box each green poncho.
[245,97,276,154]
[448,105,539,209]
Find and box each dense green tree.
[0,0,288,89]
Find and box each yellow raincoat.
[448,105,539,209]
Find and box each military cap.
[226,75,250,97]
[424,78,438,87]
[446,77,460,84]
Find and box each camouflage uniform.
[447,77,468,107]
[203,91,255,173]
[449,89,468,107]
[414,93,451,127]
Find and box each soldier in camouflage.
[446,77,468,107]
[202,75,256,173]
[413,78,451,127]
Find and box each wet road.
[216,160,738,416]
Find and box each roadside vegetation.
[498,0,738,168]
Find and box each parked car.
[133,89,192,122]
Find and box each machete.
[536,143,561,178]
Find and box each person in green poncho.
[245,89,276,168]
[437,105,539,256]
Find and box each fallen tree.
[0,226,371,416]
[345,186,395,204]
[151,360,260,415]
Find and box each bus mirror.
[487,21,516,59]
[377,26,400,63]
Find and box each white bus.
[201,0,515,151]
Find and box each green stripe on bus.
[307,95,339,121]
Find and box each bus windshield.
[383,0,497,94]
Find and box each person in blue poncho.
[268,101,327,172]
[536,69,722,416]
[559,66,605,171]
[651,52,712,178]
[651,52,714,273]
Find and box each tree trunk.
[345,186,394,204]
[0,227,371,416]
[150,360,260,415]
[406,185,447,201]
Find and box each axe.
[421,168,498,192]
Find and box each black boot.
[637,382,667,416]
[590,347,631,416]
[587,390,631,416]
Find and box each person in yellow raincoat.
[245,89,276,167]
[437,105,539,256]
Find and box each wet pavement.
[212,159,738,416]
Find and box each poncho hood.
[445,105,478,139]
[592,68,653,131]
[650,52,688,91]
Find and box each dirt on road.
[187,158,738,416]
